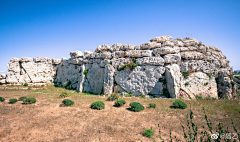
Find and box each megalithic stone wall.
[0,35,236,99]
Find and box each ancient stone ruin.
[0,36,237,99]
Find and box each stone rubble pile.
[0,35,236,99]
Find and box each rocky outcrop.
[2,35,235,99]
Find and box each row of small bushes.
[0,96,36,104]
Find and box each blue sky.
[0,0,240,73]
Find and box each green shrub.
[41,84,44,87]
[18,96,27,101]
[84,69,89,76]
[107,94,119,101]
[62,99,74,106]
[126,93,133,97]
[9,99,18,104]
[149,103,156,108]
[23,97,37,104]
[0,97,5,102]
[91,101,105,110]
[23,83,28,86]
[140,95,146,99]
[181,72,190,79]
[27,88,31,90]
[143,127,154,138]
[185,82,190,86]
[207,59,211,63]
[59,92,70,98]
[114,100,126,107]
[173,100,187,109]
[129,102,144,112]
[196,95,203,100]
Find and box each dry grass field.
[0,85,240,142]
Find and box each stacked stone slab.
[2,35,236,99]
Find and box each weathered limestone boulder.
[83,63,105,94]
[111,58,132,69]
[6,57,21,84]
[180,72,218,99]
[95,52,112,59]
[141,50,152,57]
[113,51,125,58]
[136,57,165,66]
[122,44,135,51]
[124,50,142,57]
[180,51,204,60]
[162,41,174,47]
[165,64,181,98]
[164,53,181,64]
[134,45,141,50]
[112,43,122,51]
[153,46,180,56]
[183,37,199,47]
[150,35,172,43]
[55,63,82,89]
[70,58,83,65]
[104,65,115,96]
[0,74,6,84]
[141,42,161,50]
[52,58,61,65]
[84,50,92,56]
[21,62,54,83]
[33,57,51,63]
[100,59,111,68]
[115,66,165,95]
[180,60,216,74]
[70,50,83,58]
[216,76,232,99]
[20,57,32,62]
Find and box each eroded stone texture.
[164,53,181,64]
[104,65,115,96]
[180,72,218,99]
[165,64,181,98]
[115,66,165,95]
[150,35,172,43]
[180,51,205,60]
[136,57,165,66]
[153,46,180,56]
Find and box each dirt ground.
[0,86,240,142]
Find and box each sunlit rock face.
[2,36,235,99]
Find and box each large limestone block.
[122,44,135,51]
[33,57,51,63]
[141,50,152,57]
[164,53,181,64]
[153,46,180,56]
[113,51,125,58]
[115,66,165,95]
[18,74,32,83]
[181,60,216,74]
[52,58,61,65]
[70,50,83,58]
[162,41,174,47]
[55,63,82,90]
[217,76,232,99]
[141,42,161,50]
[219,59,229,68]
[180,46,198,52]
[70,58,83,65]
[83,63,105,94]
[180,72,218,99]
[173,41,184,47]
[165,64,181,98]
[136,57,165,66]
[100,59,111,68]
[84,50,92,56]
[0,79,6,84]
[180,51,205,60]
[21,62,54,83]
[183,37,199,47]
[6,72,20,84]
[10,57,20,63]
[150,35,172,43]
[0,74,6,79]
[111,58,132,69]
[20,57,32,62]
[124,50,142,57]
[95,52,112,59]
[111,43,122,51]
[104,65,115,96]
